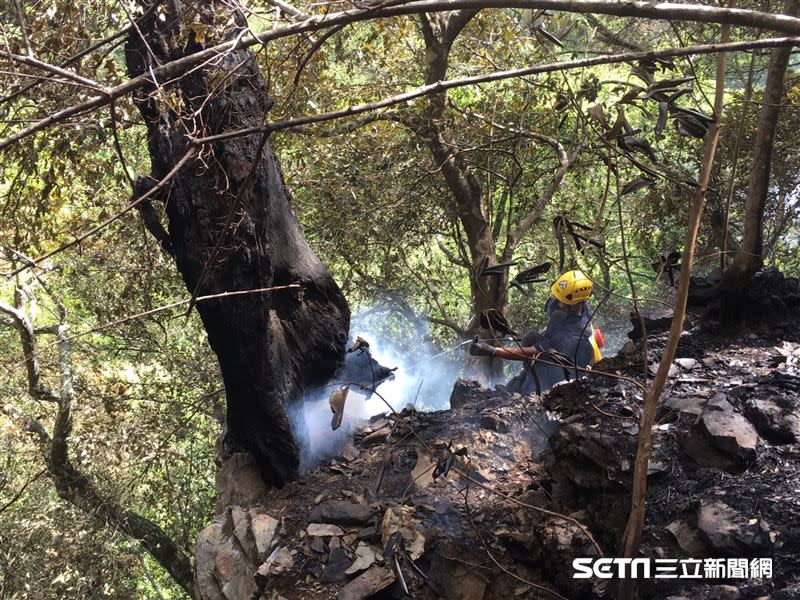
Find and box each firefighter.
[470,270,601,394]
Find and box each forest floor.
[199,276,800,600]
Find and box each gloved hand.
[469,341,497,357]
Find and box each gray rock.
[307,523,345,537]
[664,396,707,416]
[697,500,774,555]
[357,526,379,542]
[340,439,360,462]
[666,519,707,555]
[649,362,680,377]
[381,506,425,560]
[427,549,489,600]
[772,583,800,599]
[743,397,800,444]
[216,536,256,599]
[707,586,742,600]
[196,509,258,600]
[479,413,509,432]
[534,518,598,598]
[231,506,256,561]
[251,512,279,562]
[195,521,226,600]
[344,542,377,575]
[309,536,327,553]
[547,422,637,488]
[309,500,376,526]
[361,428,390,446]
[675,358,699,371]
[262,546,294,576]
[629,308,673,340]
[682,395,759,472]
[336,566,395,600]
[450,379,489,409]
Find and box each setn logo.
[573,558,652,579]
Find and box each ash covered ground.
[195,275,800,600]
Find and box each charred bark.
[125,1,349,486]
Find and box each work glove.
[469,341,497,357]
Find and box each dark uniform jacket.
[506,298,594,394]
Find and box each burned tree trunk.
[125,1,349,487]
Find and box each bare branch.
[584,13,643,51]
[428,316,468,336]
[1,51,107,91]
[508,141,583,248]
[263,0,311,20]
[0,25,130,108]
[289,110,401,136]
[399,250,467,336]
[2,405,50,450]
[448,104,582,248]
[13,0,32,57]
[6,284,302,377]
[2,1,800,150]
[194,36,800,146]
[437,238,471,268]
[0,468,47,515]
[1,291,196,597]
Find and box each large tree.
[407,11,582,379]
[124,0,350,487]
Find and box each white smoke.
[290,315,464,470]
[289,305,629,469]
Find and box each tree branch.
[1,51,107,91]
[1,289,196,598]
[4,399,196,598]
[399,250,467,336]
[192,36,800,146]
[507,140,584,249]
[428,316,468,336]
[584,13,643,51]
[3,1,800,150]
[288,109,401,136]
[618,19,731,597]
[0,468,47,515]
[263,0,310,20]
[13,0,33,57]
[0,296,58,402]
[437,238,471,268]
[4,148,195,278]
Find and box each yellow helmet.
[551,270,593,305]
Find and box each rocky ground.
[195,275,800,600]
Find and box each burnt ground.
[541,319,800,599]
[197,274,800,600]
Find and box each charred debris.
[197,273,800,600]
